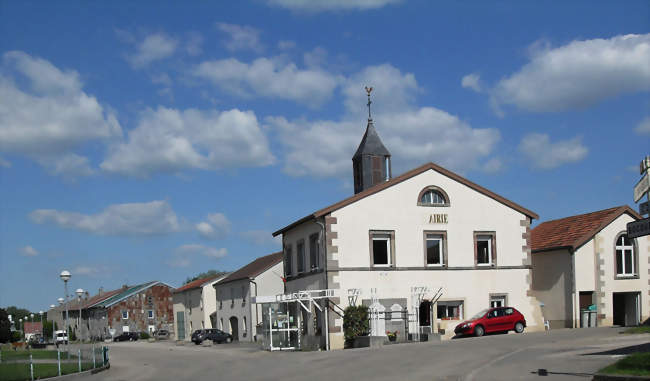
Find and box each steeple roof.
[353,120,391,158]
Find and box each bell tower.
[352,86,392,194]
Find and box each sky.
[0,0,648,312]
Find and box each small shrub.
[343,305,370,341]
[139,332,150,340]
[10,331,22,342]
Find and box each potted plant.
[386,330,398,342]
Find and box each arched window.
[615,233,636,277]
[417,186,450,207]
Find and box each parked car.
[454,307,526,337]
[154,329,170,340]
[113,332,139,342]
[191,329,213,344]
[55,330,68,345]
[206,329,233,344]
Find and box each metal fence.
[0,343,109,381]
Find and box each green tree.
[343,305,370,341]
[69,326,77,341]
[0,308,11,343]
[5,306,31,323]
[43,319,54,340]
[183,269,228,285]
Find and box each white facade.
[172,276,226,341]
[280,164,544,350]
[214,261,284,342]
[532,212,650,328]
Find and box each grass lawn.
[599,352,650,377]
[0,362,95,381]
[623,326,650,334]
[0,350,75,361]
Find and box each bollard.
[30,353,34,381]
[92,344,96,368]
[57,349,61,376]
[78,349,81,372]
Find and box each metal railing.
[0,343,109,381]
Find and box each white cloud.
[635,116,650,135]
[0,51,121,177]
[303,47,328,68]
[72,264,115,278]
[20,245,38,257]
[186,32,203,56]
[127,33,178,68]
[168,244,228,267]
[518,133,588,169]
[216,23,263,52]
[461,73,483,93]
[278,40,296,50]
[191,57,342,107]
[267,0,402,12]
[272,64,499,177]
[100,106,275,177]
[240,230,282,246]
[29,200,181,236]
[492,34,650,112]
[196,212,231,239]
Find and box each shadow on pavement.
[530,369,593,378]
[582,342,650,356]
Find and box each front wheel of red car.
[474,325,484,337]
[514,322,524,333]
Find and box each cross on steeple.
[365,86,373,120]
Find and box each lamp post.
[57,298,64,345]
[18,318,22,338]
[50,305,56,343]
[60,270,71,352]
[39,311,44,340]
[29,313,34,341]
[76,289,84,342]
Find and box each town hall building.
[267,91,545,350]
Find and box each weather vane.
[365,86,373,120]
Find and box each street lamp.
[50,305,56,343]
[18,318,22,334]
[39,311,44,340]
[60,270,71,353]
[76,288,84,342]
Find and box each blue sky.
[1,0,648,311]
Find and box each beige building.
[214,252,284,342]
[531,206,649,329]
[272,114,544,350]
[172,274,227,341]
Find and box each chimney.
[122,284,128,291]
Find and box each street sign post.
[627,217,650,239]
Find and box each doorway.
[229,316,239,340]
[419,301,432,327]
[613,292,640,326]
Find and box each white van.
[55,330,68,344]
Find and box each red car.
[454,307,526,337]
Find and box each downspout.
[315,218,329,351]
[570,248,578,328]
[250,279,258,339]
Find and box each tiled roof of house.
[217,252,283,285]
[82,288,122,309]
[273,162,539,236]
[173,274,226,294]
[531,205,641,253]
[23,322,42,334]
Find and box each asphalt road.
[85,327,649,381]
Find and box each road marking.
[464,348,525,381]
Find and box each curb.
[593,373,650,381]
[42,364,110,380]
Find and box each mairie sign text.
[428,214,448,224]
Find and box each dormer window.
[417,186,450,207]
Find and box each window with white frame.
[371,233,392,266]
[420,189,447,206]
[297,240,305,273]
[437,301,463,320]
[475,233,495,266]
[425,233,445,266]
[121,310,128,320]
[490,295,507,308]
[615,234,636,277]
[147,310,154,319]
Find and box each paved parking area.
[84,327,649,381]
